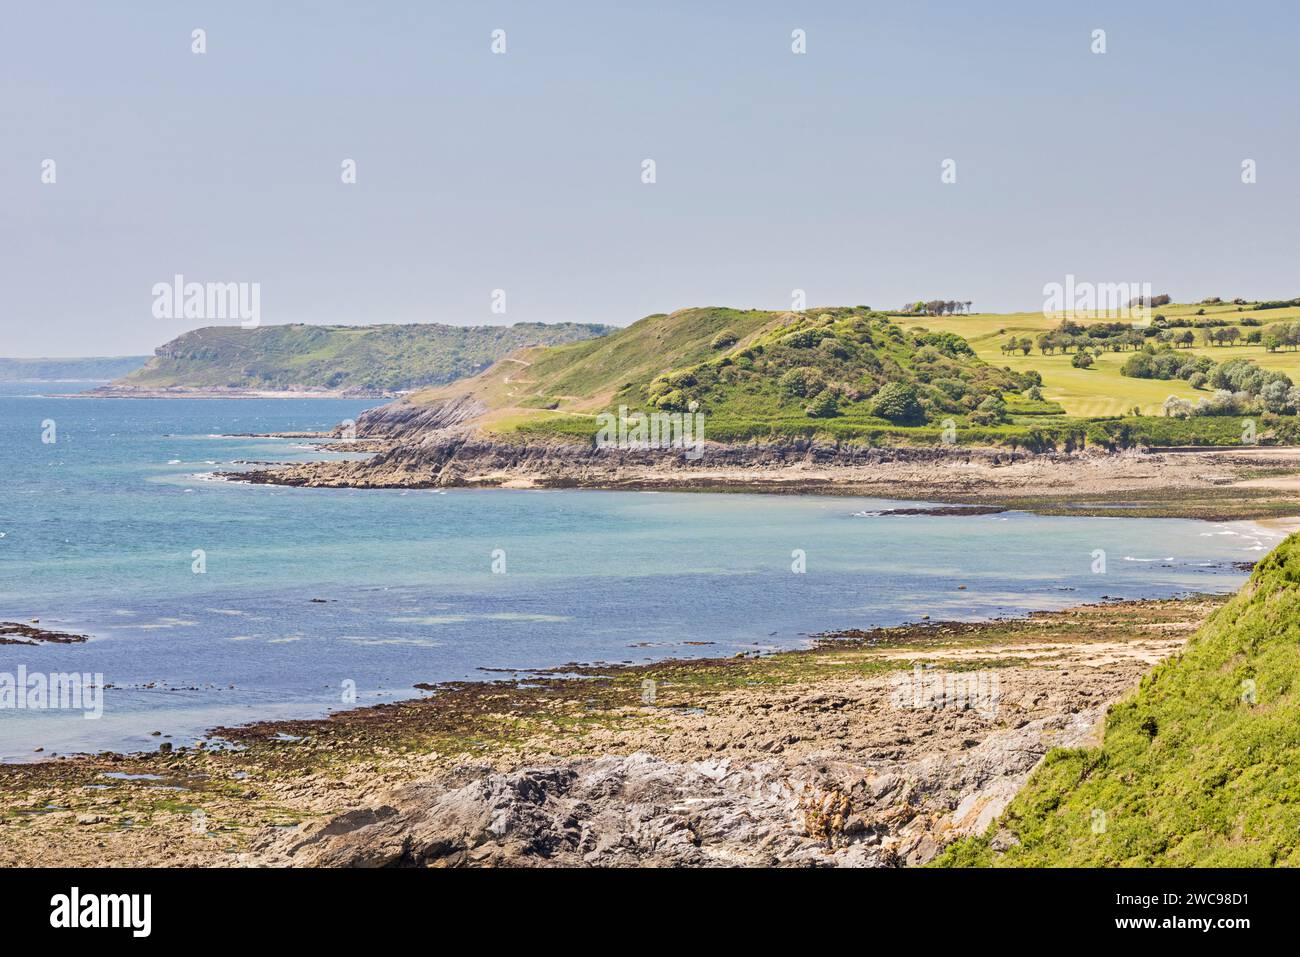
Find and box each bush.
[805,389,840,418]
[710,329,739,350]
[1192,389,1242,416]
[870,382,924,423]
[817,337,853,359]
[970,394,1008,425]
[778,367,825,398]
[1071,352,1094,369]
[653,389,691,412]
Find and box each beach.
[0,595,1226,867]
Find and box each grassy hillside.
[113,322,614,395]
[938,533,1300,867]
[914,300,1300,417]
[407,307,782,416]
[0,356,148,381]
[411,306,1051,442]
[406,304,1300,448]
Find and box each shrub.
[871,382,924,423]
[1071,352,1094,369]
[782,328,828,348]
[817,337,853,359]
[805,389,840,418]
[971,394,1008,425]
[778,367,825,398]
[710,329,739,350]
[653,389,691,412]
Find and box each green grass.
[398,302,1300,448]
[449,306,1039,433]
[915,301,1300,416]
[937,533,1300,867]
[410,307,785,420]
[503,408,1300,450]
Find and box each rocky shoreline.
[0,622,89,646]
[223,420,1300,520]
[0,597,1225,867]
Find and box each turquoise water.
[0,383,1281,760]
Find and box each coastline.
[6,414,1292,865]
[0,594,1236,866]
[227,432,1300,521]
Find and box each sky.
[3,0,1299,357]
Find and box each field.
[912,302,1300,417]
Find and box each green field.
[913,301,1300,417]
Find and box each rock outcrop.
[262,708,1102,867]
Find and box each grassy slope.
[939,533,1300,867]
[116,322,614,393]
[413,306,1040,441]
[915,301,1300,417]
[408,307,787,428]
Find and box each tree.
[1261,379,1292,413]
[1072,352,1094,369]
[1121,353,1158,378]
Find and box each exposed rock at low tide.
[0,622,89,645]
[262,708,1102,867]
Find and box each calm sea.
[0,382,1280,759]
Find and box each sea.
[0,382,1282,760]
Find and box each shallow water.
[0,383,1281,760]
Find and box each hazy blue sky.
[4,1,1299,356]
